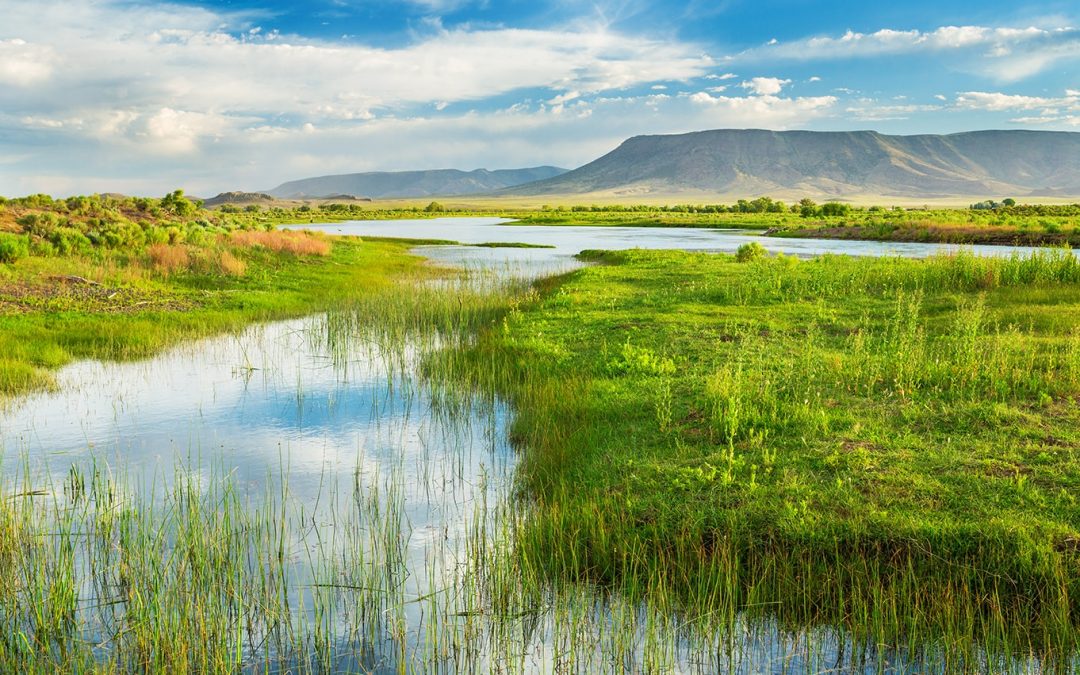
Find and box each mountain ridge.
[267,166,567,199]
[507,129,1080,200]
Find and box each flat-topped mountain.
[268,166,567,199]
[509,129,1080,200]
[202,191,276,206]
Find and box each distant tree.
[798,198,818,218]
[820,202,851,217]
[424,201,446,213]
[1002,198,1016,207]
[161,189,196,217]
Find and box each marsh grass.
[448,247,1080,669]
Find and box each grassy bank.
[512,203,1080,247]
[0,193,442,399]
[444,247,1080,664]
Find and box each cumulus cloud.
[0,39,56,86]
[740,77,791,95]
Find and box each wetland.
[0,195,1078,672]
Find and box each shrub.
[50,228,93,256]
[735,241,767,262]
[0,233,29,264]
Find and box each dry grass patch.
[147,243,190,275]
[228,230,330,256]
[217,249,247,276]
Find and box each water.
[290,217,1072,277]
[0,219,1068,671]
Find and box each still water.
[0,218,1064,671]
[292,216,1071,276]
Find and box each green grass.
[472,241,557,249]
[0,236,436,398]
[444,247,1080,664]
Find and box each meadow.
[446,245,1080,668]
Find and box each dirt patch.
[0,276,193,315]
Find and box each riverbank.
[771,222,1080,247]
[0,233,437,399]
[451,247,1080,663]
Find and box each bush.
[735,241,767,262]
[0,233,29,264]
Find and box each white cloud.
[740,77,791,96]
[844,101,944,121]
[954,90,1079,111]
[548,91,582,105]
[0,1,714,123]
[1009,115,1080,126]
[742,24,1080,82]
[689,91,836,124]
[950,90,1080,128]
[0,39,56,86]
[808,76,821,82]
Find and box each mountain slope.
[510,129,1080,199]
[268,166,567,199]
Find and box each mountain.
[267,166,567,199]
[509,129,1080,200]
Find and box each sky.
[1,0,1079,196]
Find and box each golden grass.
[147,243,190,275]
[216,249,247,276]
[228,230,330,256]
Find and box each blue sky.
[1,0,1078,195]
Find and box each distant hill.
[267,167,567,199]
[509,129,1080,200]
[202,191,276,207]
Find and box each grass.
[0,231,439,399]
[443,247,1080,666]
[472,242,557,249]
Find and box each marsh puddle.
[0,236,1066,672]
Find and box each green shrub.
[735,241,767,262]
[50,228,93,256]
[0,233,29,264]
